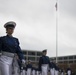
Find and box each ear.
[6,29,8,33]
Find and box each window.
[37,52,42,56]
[58,61,63,63]
[64,61,68,63]
[74,60,76,63]
[23,51,27,55]
[69,56,73,59]
[69,61,73,63]
[74,56,76,59]
[64,57,68,60]
[37,57,40,61]
[58,57,63,60]
[28,52,35,56]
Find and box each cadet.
[0,21,25,75]
[50,59,56,75]
[38,49,50,75]
[32,66,36,75]
[54,64,59,75]
[26,60,32,75]
[60,69,64,75]
[66,67,72,75]
[36,68,39,75]
[21,67,26,75]
[20,58,26,75]
[13,54,20,75]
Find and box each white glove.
[22,59,26,66]
[22,59,25,63]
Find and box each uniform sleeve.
[66,69,68,74]
[16,38,24,60]
[49,62,53,68]
[17,59,22,70]
[0,37,2,52]
[38,57,42,71]
[47,56,51,66]
[26,65,28,71]
[52,62,56,69]
[54,63,59,70]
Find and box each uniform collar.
[42,55,46,57]
[6,34,13,37]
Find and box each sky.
[0,0,76,57]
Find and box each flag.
[55,2,57,11]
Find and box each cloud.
[0,0,76,57]
[59,0,76,17]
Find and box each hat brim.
[4,21,16,28]
[42,49,47,53]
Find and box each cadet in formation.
[50,58,60,75]
[21,66,26,75]
[13,54,20,75]
[26,60,32,75]
[32,66,36,75]
[36,68,40,75]
[54,64,59,75]
[39,49,50,75]
[50,59,56,75]
[0,21,25,75]
[66,67,72,75]
[60,69,64,75]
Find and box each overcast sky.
[0,0,76,57]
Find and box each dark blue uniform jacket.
[26,64,32,71]
[0,35,24,60]
[38,55,50,71]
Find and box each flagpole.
[56,0,58,63]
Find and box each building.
[22,50,76,71]
[50,55,76,72]
[22,49,42,65]
[50,55,76,64]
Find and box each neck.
[7,34,12,37]
[43,54,46,56]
